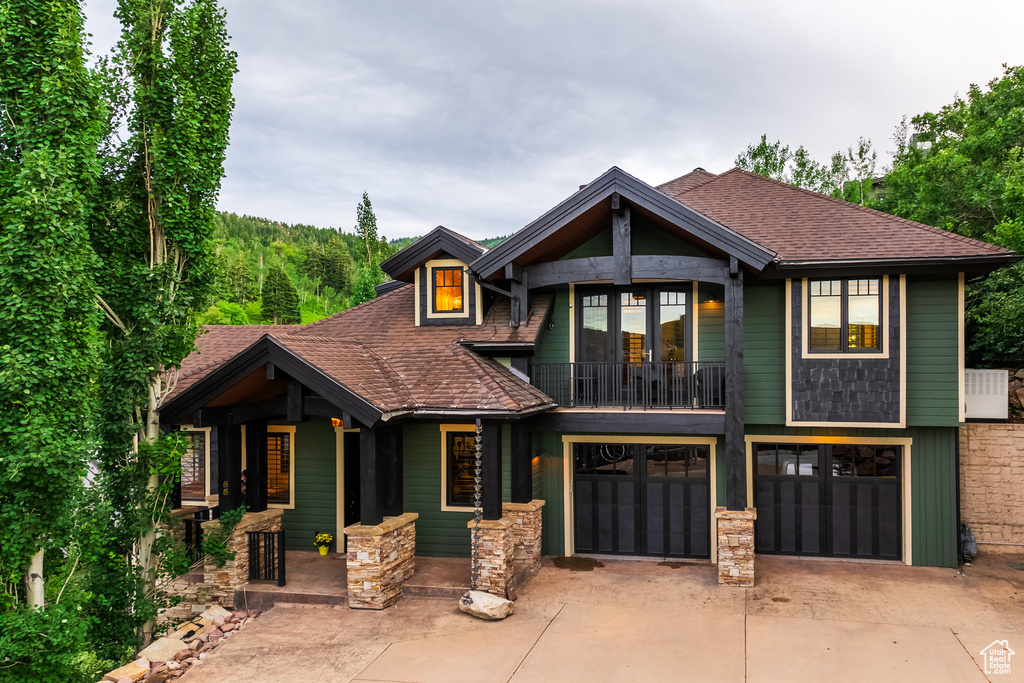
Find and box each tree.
[324,238,353,294]
[356,191,379,264]
[0,0,105,677]
[88,0,236,648]
[226,253,256,303]
[843,136,878,205]
[262,265,301,324]
[882,65,1024,366]
[735,134,865,197]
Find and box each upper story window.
[434,267,464,312]
[809,278,881,353]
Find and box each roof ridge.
[713,168,1012,256]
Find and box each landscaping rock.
[104,657,150,681]
[221,622,237,632]
[458,590,515,621]
[199,605,232,623]
[232,610,247,619]
[146,674,170,683]
[168,617,210,642]
[138,637,188,664]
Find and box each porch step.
[402,582,469,599]
[234,589,348,611]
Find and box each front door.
[572,442,710,558]
[753,442,902,560]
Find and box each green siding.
[562,223,708,260]
[744,424,957,567]
[564,229,612,259]
[697,283,724,362]
[402,422,513,557]
[535,431,565,556]
[744,282,786,424]
[533,285,570,364]
[906,278,960,426]
[281,418,337,552]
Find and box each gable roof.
[381,225,488,282]
[162,285,555,425]
[472,166,776,279]
[658,168,1015,270]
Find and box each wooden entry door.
[572,442,710,558]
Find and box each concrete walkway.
[179,553,1024,682]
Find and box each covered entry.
[570,438,714,558]
[752,440,904,561]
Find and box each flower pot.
[318,546,328,556]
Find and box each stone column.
[715,506,756,587]
[468,517,515,597]
[201,508,284,608]
[502,499,545,582]
[344,512,418,609]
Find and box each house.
[161,166,1016,605]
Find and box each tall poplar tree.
[0,0,104,676]
[88,0,236,646]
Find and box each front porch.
[240,551,473,610]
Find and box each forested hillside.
[203,201,507,325]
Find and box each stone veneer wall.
[715,507,756,586]
[502,500,545,583]
[469,518,515,597]
[960,423,1024,553]
[161,508,283,621]
[345,513,418,609]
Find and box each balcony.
[530,361,725,410]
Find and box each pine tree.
[263,265,301,324]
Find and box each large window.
[433,267,464,312]
[809,278,881,352]
[267,431,292,505]
[576,285,690,363]
[444,430,476,508]
[179,429,208,501]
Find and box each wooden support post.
[612,197,631,285]
[245,418,268,512]
[482,422,503,520]
[724,256,746,511]
[510,422,532,504]
[266,362,276,380]
[359,427,383,526]
[380,425,404,517]
[217,423,244,513]
[287,381,306,422]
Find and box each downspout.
[473,274,519,329]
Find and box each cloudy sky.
[84,0,1024,240]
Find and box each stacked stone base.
[469,518,515,597]
[502,499,545,583]
[715,506,756,586]
[162,508,283,620]
[960,423,1024,553]
[345,513,418,609]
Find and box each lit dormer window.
[434,267,464,312]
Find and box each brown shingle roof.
[658,168,1012,263]
[167,286,554,417]
[658,167,717,196]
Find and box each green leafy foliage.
[735,133,879,200]
[882,65,1024,366]
[201,506,248,568]
[0,0,104,594]
[262,265,301,324]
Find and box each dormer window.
[434,267,464,312]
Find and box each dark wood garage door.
[573,442,710,558]
[753,442,902,561]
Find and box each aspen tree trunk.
[25,549,44,609]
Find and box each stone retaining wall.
[345,513,418,609]
[960,423,1024,553]
[715,507,756,586]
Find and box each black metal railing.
[183,506,218,562]
[247,528,286,587]
[530,361,725,409]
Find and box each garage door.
[753,442,902,560]
[573,442,710,558]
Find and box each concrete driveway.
[179,553,1024,682]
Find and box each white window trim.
[179,425,212,502]
[439,423,478,512]
[801,275,890,359]
[241,424,297,510]
[744,434,913,566]
[560,434,719,562]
